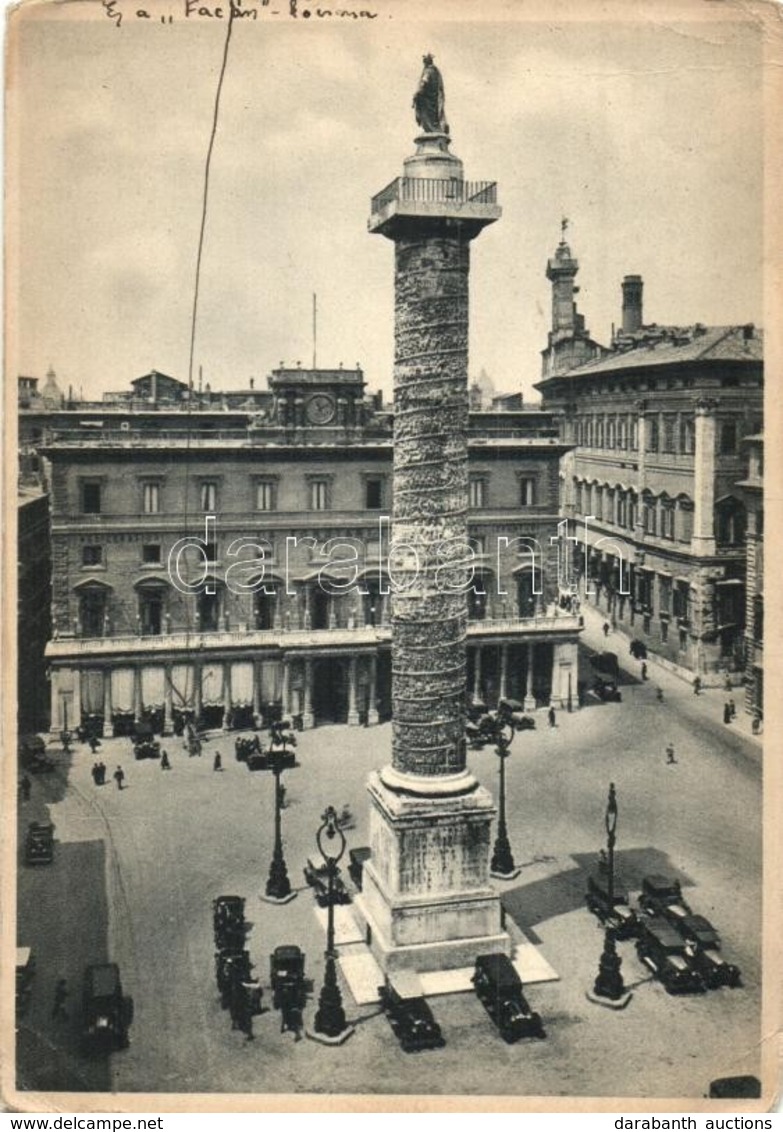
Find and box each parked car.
[16,947,35,1017]
[677,915,741,989]
[472,953,545,1042]
[638,874,692,919]
[25,821,54,866]
[212,895,246,949]
[635,916,705,994]
[215,948,253,1010]
[348,847,372,891]
[303,858,351,907]
[81,963,133,1052]
[585,873,639,939]
[19,736,56,775]
[378,972,445,1053]
[246,748,296,772]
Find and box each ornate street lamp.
[309,805,354,1044]
[588,782,631,1008]
[467,698,535,881]
[262,719,297,905]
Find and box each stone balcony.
[45,612,582,661]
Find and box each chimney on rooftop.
[622,275,644,334]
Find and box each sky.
[6,0,767,403]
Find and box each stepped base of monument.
[352,768,511,974]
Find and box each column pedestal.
[353,768,510,975]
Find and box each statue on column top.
[413,54,449,135]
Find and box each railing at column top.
[371,177,498,215]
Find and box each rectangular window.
[606,419,616,449]
[643,501,656,536]
[82,545,103,567]
[256,481,277,512]
[518,477,536,506]
[663,415,676,453]
[678,505,694,543]
[365,478,383,509]
[469,478,487,508]
[205,541,218,563]
[647,416,660,453]
[680,416,695,455]
[81,482,102,514]
[617,417,627,450]
[720,420,737,454]
[661,505,675,540]
[201,481,217,511]
[659,576,672,614]
[673,583,690,620]
[594,487,603,521]
[142,543,161,565]
[596,418,605,448]
[617,494,627,527]
[630,416,639,451]
[660,619,669,642]
[143,482,160,514]
[310,480,329,511]
[469,534,487,556]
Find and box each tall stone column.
[252,660,262,719]
[355,97,509,974]
[103,667,114,738]
[472,646,483,703]
[347,655,359,726]
[132,667,141,724]
[222,662,232,730]
[367,653,379,725]
[524,642,536,711]
[281,658,290,716]
[302,658,314,730]
[499,645,509,701]
[693,398,718,555]
[163,663,173,735]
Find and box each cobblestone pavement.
[15,651,764,1104]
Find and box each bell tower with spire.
[541,221,605,377]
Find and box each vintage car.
[133,736,161,760]
[677,915,741,989]
[303,858,351,907]
[235,735,261,763]
[638,874,692,919]
[635,916,706,994]
[19,735,56,774]
[246,748,297,772]
[585,873,639,939]
[378,972,445,1053]
[81,963,133,1052]
[348,847,372,891]
[212,895,246,949]
[25,821,54,866]
[472,953,545,1042]
[215,948,253,1010]
[592,678,622,702]
[16,947,35,1017]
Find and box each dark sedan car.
[638,874,692,919]
[585,873,639,939]
[635,916,705,994]
[378,973,445,1053]
[472,952,545,1042]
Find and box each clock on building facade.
[305,393,336,425]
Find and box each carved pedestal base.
[353,768,510,975]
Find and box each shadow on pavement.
[502,848,696,941]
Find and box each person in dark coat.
[693,676,702,695]
[723,702,732,725]
[91,762,100,785]
[160,750,171,770]
[547,706,556,728]
[88,735,101,754]
[728,698,736,719]
[213,752,222,772]
[666,743,677,764]
[98,761,106,784]
[602,622,610,638]
[114,765,125,790]
[641,662,648,681]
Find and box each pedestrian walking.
[723,702,732,725]
[52,978,69,1020]
[160,749,171,770]
[724,673,733,692]
[602,621,610,638]
[97,761,106,785]
[665,743,677,765]
[88,735,101,754]
[641,662,648,681]
[213,752,222,772]
[729,698,736,720]
[113,765,125,791]
[20,774,31,803]
[91,761,100,785]
[547,705,556,728]
[693,676,702,696]
[656,686,664,703]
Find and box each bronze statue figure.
[413,54,448,135]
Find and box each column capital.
[695,397,719,417]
